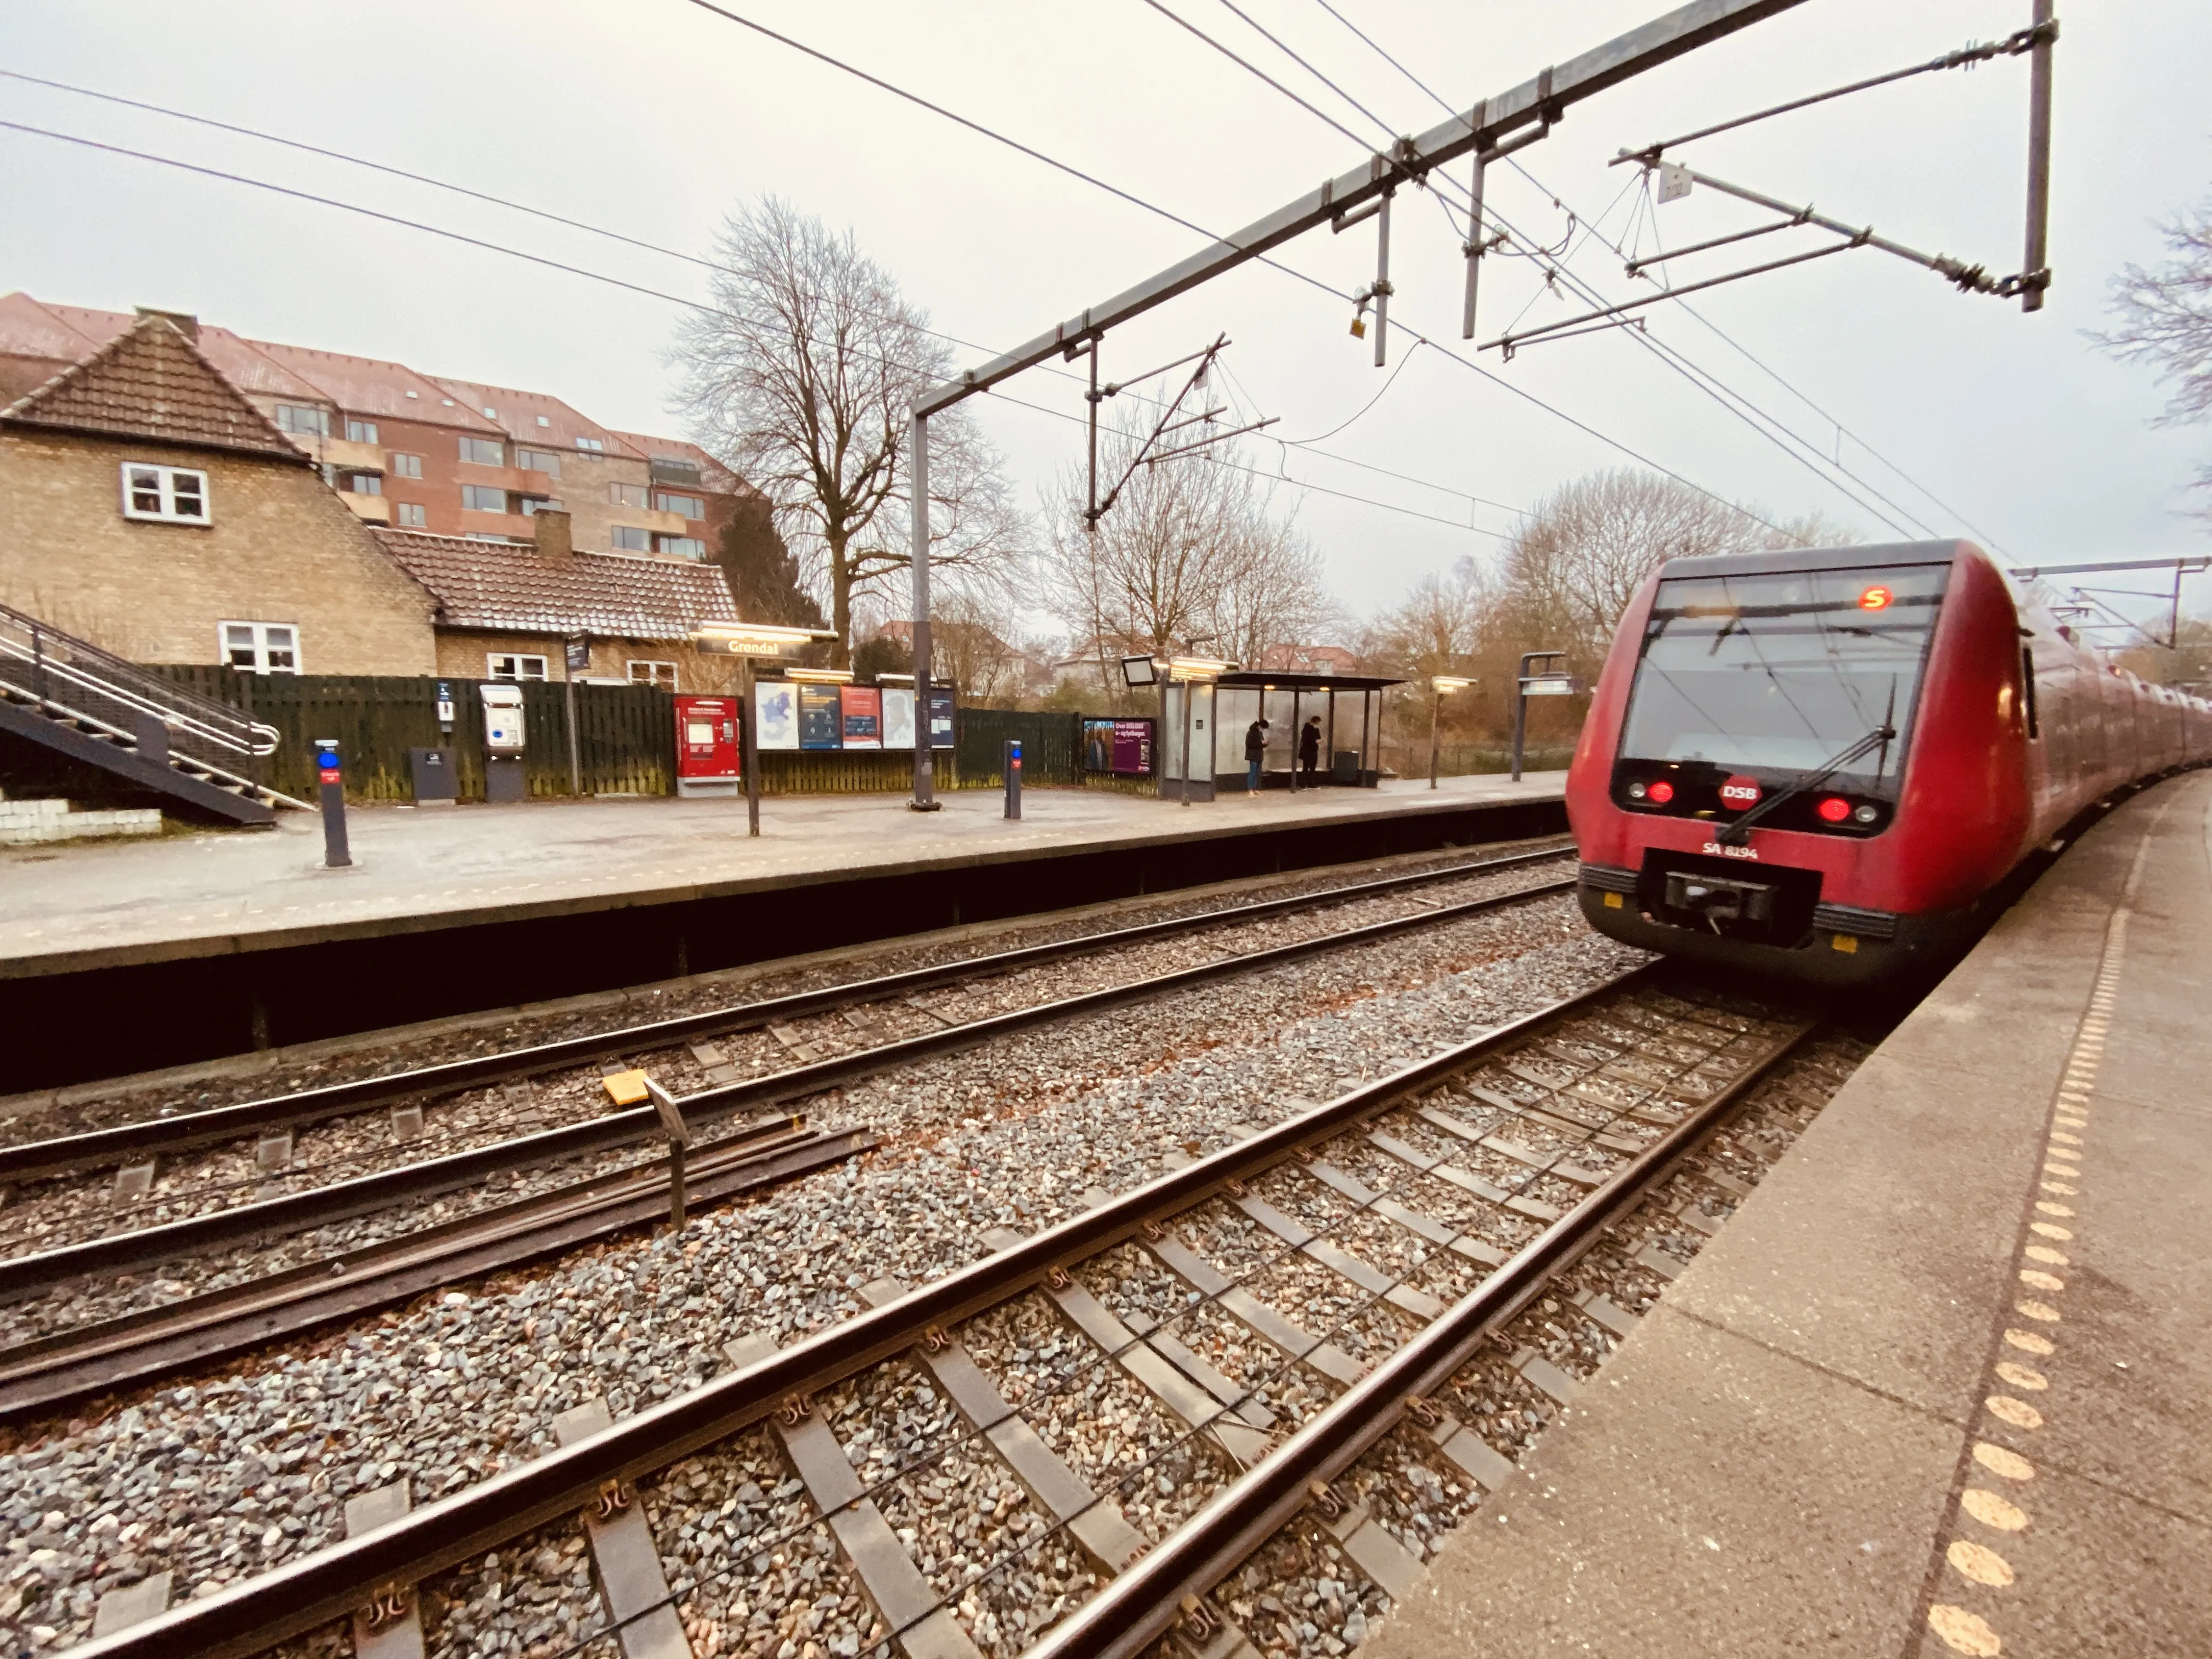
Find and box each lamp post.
[1428,676,1472,789]
[689,623,839,836]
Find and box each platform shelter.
[1161,670,1403,803]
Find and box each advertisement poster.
[839,686,883,749]
[926,687,956,750]
[797,684,843,750]
[880,687,916,749]
[753,682,799,750]
[1083,717,1154,775]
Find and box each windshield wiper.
[1717,720,1895,846]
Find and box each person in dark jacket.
[1298,715,1323,784]
[1244,718,1269,793]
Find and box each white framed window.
[390,452,424,479]
[610,525,651,551]
[654,534,705,560]
[518,495,562,515]
[627,659,678,690]
[653,491,705,518]
[575,436,605,453]
[274,403,330,436]
[516,447,562,477]
[608,481,648,507]
[341,472,382,496]
[488,653,549,681]
[222,621,300,673]
[535,414,551,427]
[458,435,505,466]
[460,484,509,512]
[121,464,211,524]
[394,502,427,528]
[346,419,379,444]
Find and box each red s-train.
[1568,539,2212,984]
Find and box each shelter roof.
[1216,670,1402,691]
[373,528,739,640]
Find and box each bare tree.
[1038,405,1335,698]
[670,197,1026,662]
[2097,196,2212,520]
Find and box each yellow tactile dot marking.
[2039,1183,2078,1196]
[1995,1362,2047,1391]
[1929,1604,2004,1655]
[2004,1328,2055,1356]
[1961,1488,2029,1531]
[2018,1269,2064,1291]
[1973,1442,2037,1481]
[2024,1245,2068,1265]
[2035,1201,2074,1216]
[2015,1299,2063,1323]
[1985,1396,2044,1430]
[2049,1131,2083,1146]
[1947,1539,2017,1587]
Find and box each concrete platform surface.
[1366,769,2212,1659]
[0,771,1563,974]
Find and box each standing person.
[1244,716,1269,794]
[1298,715,1323,786]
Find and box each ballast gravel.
[0,895,1633,1653]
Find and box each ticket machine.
[481,682,527,803]
[674,694,741,798]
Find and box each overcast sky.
[3,0,2208,640]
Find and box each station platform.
[1368,768,2212,1658]
[0,771,1564,1088]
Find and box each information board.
[839,686,883,749]
[1082,717,1154,775]
[753,682,799,750]
[926,688,956,751]
[881,687,916,749]
[797,684,843,750]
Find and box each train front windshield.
[1618,564,1950,780]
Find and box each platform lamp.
[1429,676,1472,790]
[689,623,839,838]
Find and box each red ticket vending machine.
[674,695,741,798]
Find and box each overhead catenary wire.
[0,66,1534,537]
[1300,0,2010,550]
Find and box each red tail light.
[1816,795,1851,822]
[1646,780,1674,804]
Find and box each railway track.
[0,845,1579,1416]
[63,962,1849,1659]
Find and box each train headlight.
[1817,796,1851,823]
[1646,780,1674,804]
[1627,781,1647,799]
[1852,803,1880,824]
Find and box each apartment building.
[0,293,767,572]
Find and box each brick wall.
[0,428,438,673]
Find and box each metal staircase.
[0,601,307,825]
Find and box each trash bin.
[1331,749,1359,785]
[408,746,457,806]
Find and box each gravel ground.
[0,885,1627,1652]
[0,872,1582,1344]
[0,842,1571,1149]
[0,853,1572,1278]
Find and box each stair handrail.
[0,601,279,758]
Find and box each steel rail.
[1020,1015,1815,1659]
[0,844,1573,1186]
[0,872,1576,1296]
[0,1124,876,1420]
[65,964,1656,1659]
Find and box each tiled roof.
[606,430,757,499]
[0,313,305,459]
[374,528,739,639]
[247,340,503,430]
[432,377,642,457]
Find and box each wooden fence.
[144,670,1155,801]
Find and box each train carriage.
[1568,539,2212,984]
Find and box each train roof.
[1656,539,1976,581]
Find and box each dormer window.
[121,464,211,524]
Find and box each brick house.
[373,510,742,691]
[0,295,776,568]
[0,311,437,674]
